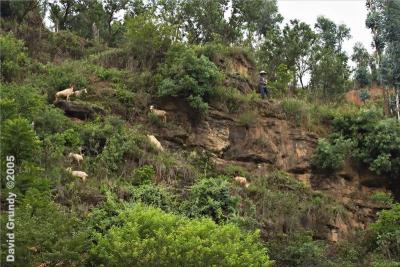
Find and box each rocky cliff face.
[149,98,389,242]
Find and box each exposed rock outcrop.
[54,100,104,120]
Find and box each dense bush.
[267,232,330,267]
[49,31,86,59]
[181,177,238,223]
[314,109,400,177]
[0,117,41,163]
[157,45,223,114]
[124,14,173,70]
[90,204,272,266]
[0,189,89,266]
[312,136,354,171]
[370,204,400,261]
[0,34,28,81]
[128,184,177,212]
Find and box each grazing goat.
[66,167,88,182]
[149,105,167,123]
[74,88,88,97]
[234,176,250,188]
[68,152,84,165]
[55,85,74,102]
[147,134,164,152]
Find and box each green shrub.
[0,83,45,120]
[89,204,272,266]
[370,204,400,260]
[131,165,155,185]
[238,110,258,128]
[128,184,176,212]
[97,128,146,174]
[49,31,85,59]
[157,45,223,114]
[147,112,165,127]
[0,189,89,266]
[0,34,28,81]
[331,109,400,177]
[371,192,394,207]
[267,232,330,267]
[124,14,173,70]
[181,177,238,223]
[311,136,353,171]
[0,117,41,163]
[281,98,309,124]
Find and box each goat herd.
[56,86,250,187]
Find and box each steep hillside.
[1,29,399,266]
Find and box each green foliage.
[268,64,292,95]
[0,189,89,266]
[131,165,155,185]
[371,192,395,207]
[0,83,45,120]
[312,136,353,171]
[181,177,238,223]
[147,112,165,127]
[157,45,223,114]
[0,117,40,163]
[89,204,271,266]
[49,31,85,59]
[124,13,173,70]
[0,34,28,81]
[128,184,176,212]
[238,110,258,128]
[267,232,330,267]
[370,204,400,260]
[281,98,309,125]
[97,128,147,174]
[331,109,400,177]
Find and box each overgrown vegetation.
[0,0,399,266]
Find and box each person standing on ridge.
[259,70,268,99]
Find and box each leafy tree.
[352,42,372,88]
[281,19,317,89]
[315,16,351,52]
[89,204,272,266]
[309,17,351,100]
[103,0,128,45]
[49,0,81,31]
[157,45,222,113]
[309,49,350,100]
[366,0,387,84]
[124,13,173,70]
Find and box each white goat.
[68,152,84,165]
[234,176,250,188]
[55,85,74,102]
[149,105,167,123]
[66,167,88,182]
[147,134,164,152]
[74,88,88,97]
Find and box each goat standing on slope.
[68,151,84,165]
[55,85,75,102]
[66,167,88,182]
[234,176,250,188]
[147,134,164,152]
[149,105,167,123]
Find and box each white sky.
[277,0,374,58]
